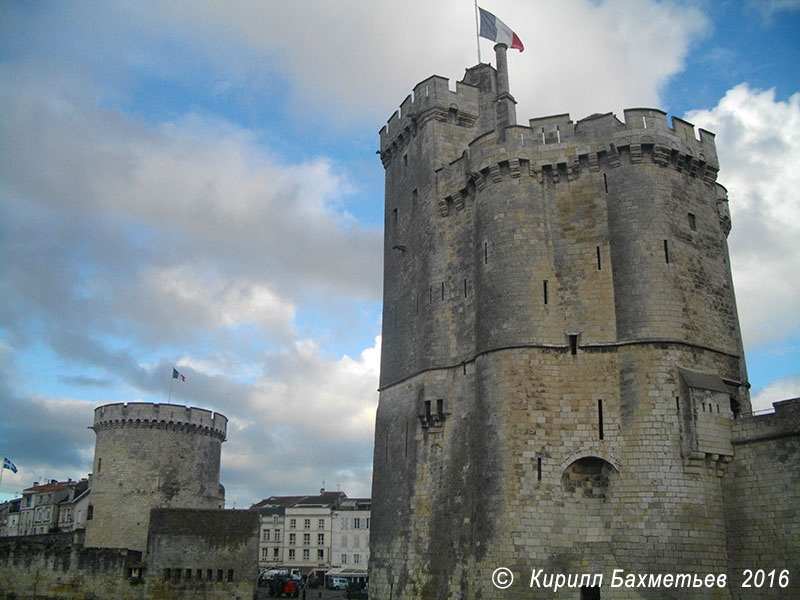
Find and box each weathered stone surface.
[85,402,227,553]
[371,55,799,599]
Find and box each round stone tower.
[84,402,227,552]
[371,45,750,599]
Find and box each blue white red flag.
[478,7,524,52]
[172,368,186,382]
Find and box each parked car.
[330,577,349,590]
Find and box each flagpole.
[474,0,481,63]
[167,370,174,405]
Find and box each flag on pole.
[3,457,18,473]
[478,7,524,52]
[172,368,186,382]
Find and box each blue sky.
[1,0,798,506]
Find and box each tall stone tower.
[84,402,227,552]
[370,45,750,599]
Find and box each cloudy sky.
[1,0,798,506]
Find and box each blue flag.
[3,457,18,473]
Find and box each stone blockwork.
[371,47,796,600]
[0,532,143,599]
[723,399,800,599]
[145,508,259,599]
[85,402,227,553]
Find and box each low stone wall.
[0,532,142,599]
[0,509,258,599]
[724,398,800,599]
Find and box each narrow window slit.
[537,457,542,481]
[664,239,670,264]
[569,334,578,355]
[603,173,608,193]
[598,399,604,440]
[543,280,549,305]
[596,246,601,270]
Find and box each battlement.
[379,74,481,156]
[91,402,227,441]
[379,67,718,173]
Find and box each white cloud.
[249,336,380,443]
[751,373,800,413]
[685,85,800,351]
[143,0,708,125]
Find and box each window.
[317,549,324,560]
[569,334,578,355]
[303,533,310,545]
[217,569,223,582]
[688,212,696,231]
[289,533,296,545]
[185,569,192,581]
[274,530,280,541]
[163,568,171,580]
[262,548,270,559]
[227,569,234,582]
[354,518,361,529]
[342,554,348,564]
[303,549,310,560]
[273,548,279,558]
[342,534,348,548]
[318,533,325,545]
[87,505,93,520]
[289,549,295,560]
[273,515,279,524]
[366,518,370,529]
[263,529,270,541]
[318,518,325,529]
[290,518,296,529]
[354,554,360,564]
[207,569,213,581]
[304,518,310,529]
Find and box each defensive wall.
[724,398,800,598]
[0,509,260,600]
[0,532,143,599]
[85,402,227,553]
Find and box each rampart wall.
[0,532,143,599]
[724,398,800,598]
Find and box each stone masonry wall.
[0,533,143,600]
[372,59,755,600]
[723,398,800,599]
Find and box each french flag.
[172,368,186,382]
[479,7,524,52]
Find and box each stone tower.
[370,45,751,599]
[84,402,227,552]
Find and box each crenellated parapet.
[91,402,227,442]
[378,75,481,167]
[433,108,720,216]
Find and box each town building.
[251,490,371,587]
[370,43,800,599]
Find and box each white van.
[330,577,349,590]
